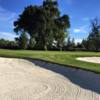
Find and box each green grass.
[0,49,100,73]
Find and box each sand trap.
[77,57,100,64]
[0,57,100,100]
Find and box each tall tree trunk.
[44,45,47,51]
[43,37,48,51]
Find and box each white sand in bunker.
[0,57,100,100]
[77,57,100,64]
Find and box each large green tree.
[14,0,70,50]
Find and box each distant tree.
[16,31,28,49]
[81,39,88,50]
[64,37,76,51]
[71,38,76,48]
[87,18,100,51]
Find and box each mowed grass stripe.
[0,49,100,73]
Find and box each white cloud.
[73,26,87,33]
[75,39,82,43]
[0,32,17,40]
[63,0,73,5]
[82,17,89,21]
[82,17,95,22]
[0,6,17,22]
[0,6,17,31]
[0,7,18,40]
[73,29,82,33]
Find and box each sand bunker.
[0,57,100,100]
[77,57,100,64]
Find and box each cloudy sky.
[0,0,100,42]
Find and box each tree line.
[64,18,100,52]
[0,0,100,51]
[0,39,18,49]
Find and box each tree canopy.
[14,0,70,50]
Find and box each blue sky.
[0,0,100,42]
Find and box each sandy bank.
[0,57,100,100]
[77,57,100,64]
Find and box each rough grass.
[0,49,100,73]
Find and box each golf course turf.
[0,49,100,73]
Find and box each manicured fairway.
[0,49,100,73]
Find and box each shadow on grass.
[28,59,100,94]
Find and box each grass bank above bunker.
[0,49,100,73]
